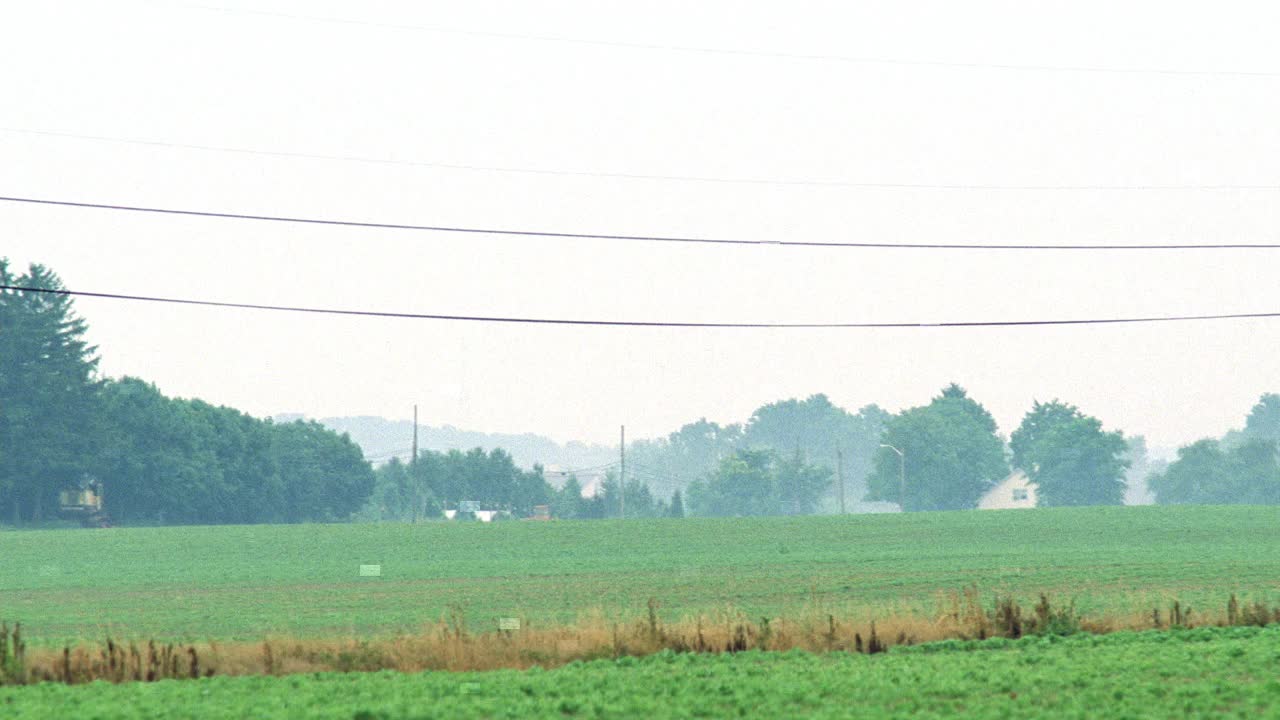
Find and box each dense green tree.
[598,473,624,517]
[626,419,742,499]
[775,448,835,514]
[687,450,775,517]
[1149,438,1279,505]
[687,448,831,517]
[271,419,375,522]
[430,450,467,508]
[1243,394,1280,445]
[405,451,444,521]
[551,475,585,519]
[1221,394,1280,450]
[479,448,521,507]
[669,489,684,518]
[865,384,1007,511]
[743,395,848,466]
[365,447,554,518]
[0,262,101,524]
[360,457,416,521]
[1,259,381,527]
[627,397,888,512]
[623,478,658,517]
[1011,400,1129,507]
[578,487,607,520]
[592,470,659,518]
[185,400,285,523]
[361,456,443,522]
[92,379,378,525]
[513,464,553,517]
[1148,440,1227,504]
[742,395,889,510]
[95,378,223,524]
[1228,440,1280,504]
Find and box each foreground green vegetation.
[3,626,1278,718]
[3,505,1279,644]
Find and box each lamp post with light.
[880,443,906,511]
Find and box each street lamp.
[880,444,906,510]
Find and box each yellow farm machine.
[58,480,111,528]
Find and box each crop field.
[2,505,1280,646]
[3,626,1279,718]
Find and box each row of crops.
[3,626,1277,718]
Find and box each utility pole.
[898,452,905,510]
[411,405,420,522]
[837,449,845,515]
[619,425,626,520]
[412,404,419,467]
[880,443,906,511]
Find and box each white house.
[978,470,1037,510]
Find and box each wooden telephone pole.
[411,405,419,521]
[412,405,419,466]
[837,449,845,515]
[619,425,626,520]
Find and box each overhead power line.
[546,462,620,475]
[364,449,412,462]
[3,196,1279,251]
[3,284,1277,330]
[7,127,1280,193]
[177,3,1280,79]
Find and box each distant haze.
[287,414,615,470]
[298,409,1177,475]
[4,1,1278,450]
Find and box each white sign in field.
[359,564,382,577]
[497,617,521,631]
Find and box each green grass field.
[3,626,1278,718]
[3,505,1279,644]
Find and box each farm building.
[978,471,1037,510]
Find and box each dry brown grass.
[10,591,1280,686]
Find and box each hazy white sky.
[3,0,1278,450]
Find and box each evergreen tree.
[552,475,585,519]
[669,489,684,518]
[0,262,101,524]
[361,457,415,521]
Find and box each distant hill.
[275,414,616,472]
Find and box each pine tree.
[0,262,101,523]
[669,489,684,518]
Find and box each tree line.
[1147,394,1280,505]
[1,262,374,525]
[626,396,888,513]
[865,385,1132,510]
[363,454,690,521]
[5,259,1276,525]
[360,448,552,521]
[623,383,1279,514]
[641,384,1132,515]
